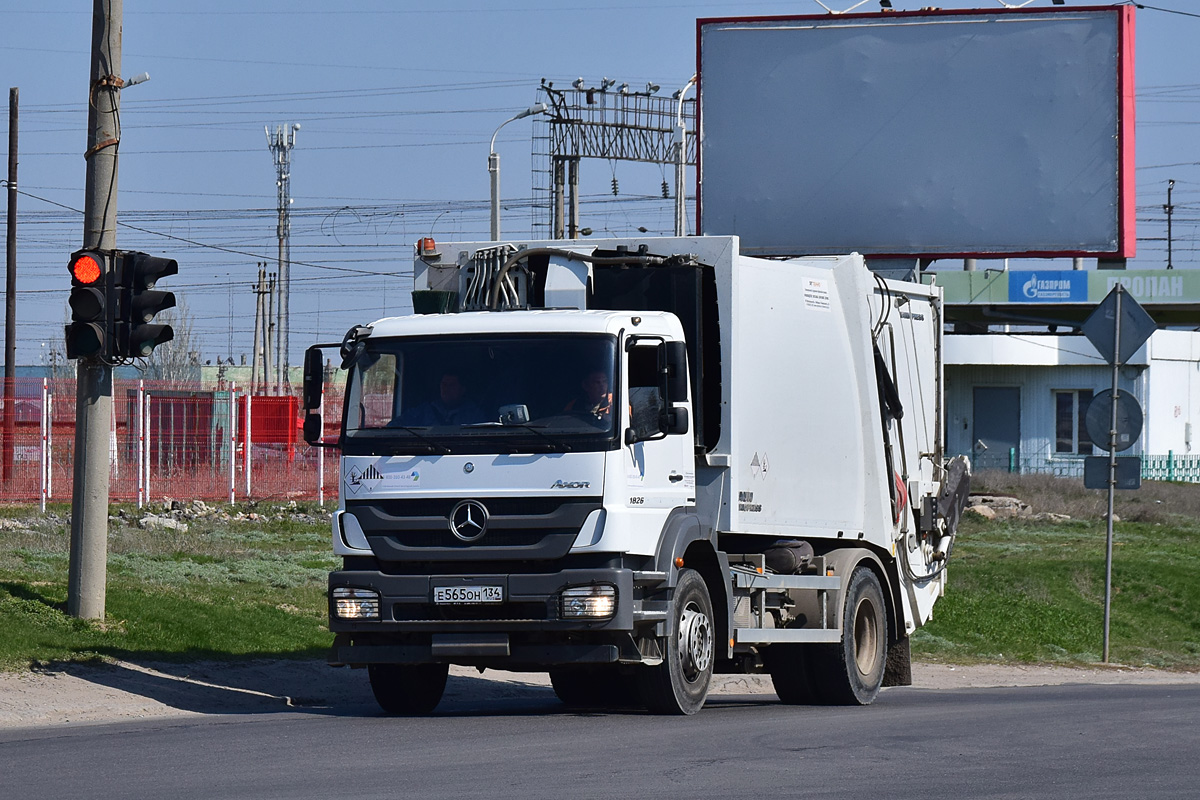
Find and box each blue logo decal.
[1008,271,1088,303]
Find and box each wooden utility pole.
[3,87,17,484]
[69,0,122,620]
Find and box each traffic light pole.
[4,88,17,485]
[69,0,121,620]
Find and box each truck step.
[729,569,840,591]
[632,571,669,586]
[734,628,842,644]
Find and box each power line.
[1131,4,1200,21]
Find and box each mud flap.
[882,634,912,687]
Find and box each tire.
[549,667,640,710]
[368,663,449,715]
[637,568,715,715]
[765,644,816,705]
[807,566,888,705]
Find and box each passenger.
[401,372,485,426]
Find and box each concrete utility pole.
[266,124,298,394]
[265,271,276,394]
[70,0,121,620]
[4,88,17,484]
[250,264,265,392]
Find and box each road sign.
[1084,456,1141,490]
[1082,286,1156,365]
[1085,389,1143,452]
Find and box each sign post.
[1082,285,1155,663]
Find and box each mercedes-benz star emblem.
[448,500,489,542]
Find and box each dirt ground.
[2,660,1197,729]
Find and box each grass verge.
[914,479,1200,668]
[1,477,1198,671]
[0,503,335,670]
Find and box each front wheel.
[550,667,640,709]
[637,568,715,715]
[368,663,449,715]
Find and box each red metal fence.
[0,377,343,506]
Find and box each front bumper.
[330,567,637,632]
[328,566,669,667]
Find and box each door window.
[628,345,665,442]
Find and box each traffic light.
[65,249,114,360]
[116,251,178,358]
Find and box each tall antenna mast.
[265,123,298,393]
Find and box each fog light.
[333,587,380,620]
[560,585,617,619]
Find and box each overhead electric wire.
[1129,4,1200,21]
[16,188,406,277]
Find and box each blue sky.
[2,1,1198,366]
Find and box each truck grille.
[346,497,601,563]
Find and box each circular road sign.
[1085,389,1143,452]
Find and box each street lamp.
[673,75,697,237]
[489,103,548,240]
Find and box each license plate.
[434,585,503,605]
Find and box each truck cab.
[304,235,969,715]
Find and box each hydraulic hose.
[486,247,669,310]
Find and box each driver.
[563,369,612,421]
[402,372,485,426]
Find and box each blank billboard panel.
[697,7,1135,259]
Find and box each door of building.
[973,387,1020,472]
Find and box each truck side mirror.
[665,406,689,436]
[665,341,689,402]
[303,346,338,448]
[303,413,323,445]
[303,347,324,413]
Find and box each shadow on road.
[30,658,791,722]
[34,659,589,719]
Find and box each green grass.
[914,507,1200,669]
[2,481,1199,672]
[0,503,335,670]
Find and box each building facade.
[931,269,1200,482]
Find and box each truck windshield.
[342,333,618,454]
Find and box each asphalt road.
[2,683,1198,799]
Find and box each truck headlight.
[333,587,380,620]
[560,585,617,619]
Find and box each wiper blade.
[386,424,451,455]
[508,423,572,452]
[462,421,573,451]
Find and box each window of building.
[1055,389,1094,455]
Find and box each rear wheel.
[550,667,640,709]
[808,566,887,705]
[637,568,715,715]
[368,663,449,715]
[765,644,815,705]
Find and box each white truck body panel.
[418,238,942,556]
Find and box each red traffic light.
[70,253,103,285]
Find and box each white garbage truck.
[302,234,970,715]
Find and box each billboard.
[697,7,1136,259]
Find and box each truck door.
[624,340,692,510]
